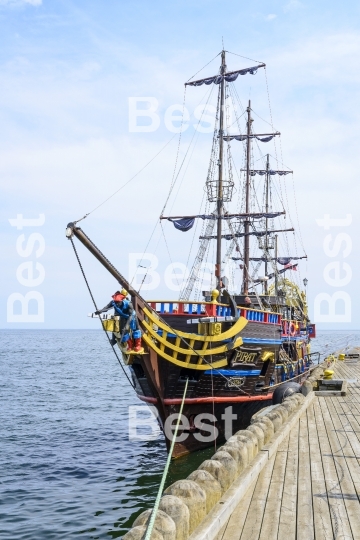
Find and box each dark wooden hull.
[127,307,311,457]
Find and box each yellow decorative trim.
[173,337,181,359]
[261,351,275,362]
[142,318,243,356]
[142,333,229,370]
[142,307,247,342]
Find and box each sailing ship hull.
[144,399,274,458]
[131,362,309,458]
[128,304,312,457]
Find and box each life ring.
[289,322,296,336]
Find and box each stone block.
[164,480,206,534]
[159,496,190,540]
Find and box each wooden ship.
[66,50,317,457]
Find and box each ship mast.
[242,100,252,295]
[215,50,226,290]
[264,153,270,293]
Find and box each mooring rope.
[144,378,189,540]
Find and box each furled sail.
[168,218,196,232]
[200,227,294,240]
[166,211,285,231]
[247,170,292,176]
[185,64,265,87]
[223,133,279,143]
[232,256,307,264]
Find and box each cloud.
[266,14,277,21]
[284,0,303,12]
[0,0,42,6]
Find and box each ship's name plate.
[234,351,258,363]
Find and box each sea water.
[0,329,357,539]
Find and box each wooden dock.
[214,360,360,540]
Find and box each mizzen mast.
[242,100,252,295]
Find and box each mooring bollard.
[133,509,176,540]
[323,369,334,380]
[187,470,222,513]
[158,495,189,540]
[164,480,206,534]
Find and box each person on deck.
[95,289,143,353]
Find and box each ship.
[66,50,318,458]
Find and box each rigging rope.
[263,67,290,256]
[226,219,264,309]
[74,134,177,224]
[160,86,188,217]
[225,50,265,65]
[160,221,182,290]
[161,83,215,219]
[144,378,189,540]
[186,52,221,83]
[69,237,135,389]
[179,85,220,300]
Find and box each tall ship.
[66,50,317,458]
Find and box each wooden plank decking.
[215,360,360,540]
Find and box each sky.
[1,0,360,330]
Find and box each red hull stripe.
[137,394,273,405]
[138,395,158,403]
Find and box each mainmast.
[242,100,252,295]
[215,50,226,290]
[264,153,270,293]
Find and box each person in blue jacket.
[95,288,143,353]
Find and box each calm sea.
[0,329,358,539]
